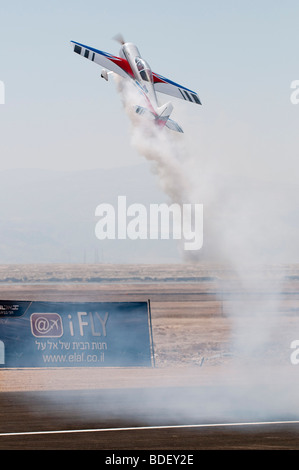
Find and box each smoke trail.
[114,74,203,261]
[181,110,299,423]
[114,75,192,205]
[111,72,299,426]
[115,69,293,364]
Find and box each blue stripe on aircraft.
[71,41,200,101]
[154,72,197,95]
[71,41,119,61]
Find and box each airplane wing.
[70,41,134,80]
[152,72,201,105]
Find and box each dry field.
[1,263,299,449]
[1,263,299,388]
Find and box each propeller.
[113,33,126,45]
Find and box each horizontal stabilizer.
[135,105,183,133]
[135,105,155,120]
[165,118,184,133]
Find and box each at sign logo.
[30,313,63,338]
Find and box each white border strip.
[1,420,299,437]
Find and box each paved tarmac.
[1,387,299,450]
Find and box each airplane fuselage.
[71,37,201,133]
[119,42,159,114]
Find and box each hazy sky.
[0,0,298,182]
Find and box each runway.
[1,388,299,450]
[1,266,299,450]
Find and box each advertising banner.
[0,300,154,368]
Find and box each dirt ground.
[1,264,299,449]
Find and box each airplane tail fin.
[157,102,173,120]
[156,102,183,132]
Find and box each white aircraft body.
[70,36,201,133]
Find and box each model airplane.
[70,35,201,133]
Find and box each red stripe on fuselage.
[110,57,134,78]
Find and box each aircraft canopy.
[135,58,153,83]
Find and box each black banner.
[0,300,154,368]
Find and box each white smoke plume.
[114,74,202,261]
[24,76,299,434]
[113,75,192,205]
[111,72,299,425]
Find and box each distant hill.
[0,165,299,265]
[0,164,181,263]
